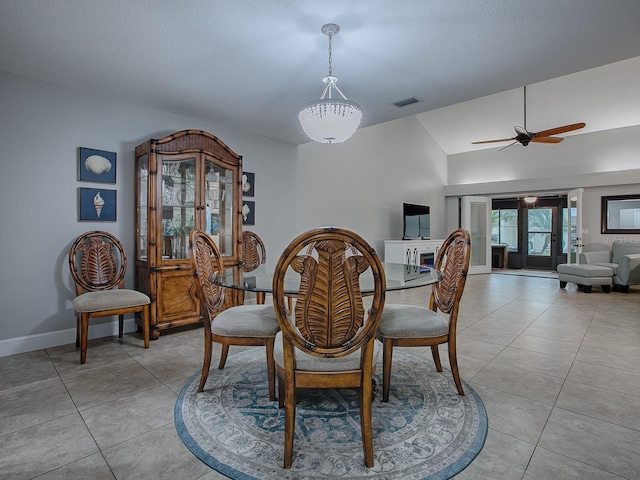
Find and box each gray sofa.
[579,241,640,292]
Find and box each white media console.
[384,239,444,268]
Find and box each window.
[491,209,518,252]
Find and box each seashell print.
[242,174,251,192]
[94,191,105,218]
[85,155,112,175]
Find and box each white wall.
[0,71,448,356]
[0,71,296,354]
[291,116,448,256]
[444,125,640,245]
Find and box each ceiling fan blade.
[531,136,564,144]
[472,137,517,144]
[534,122,586,138]
[498,140,519,151]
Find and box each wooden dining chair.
[376,228,471,400]
[242,230,294,310]
[68,231,150,364]
[241,230,267,304]
[189,229,280,399]
[272,227,386,468]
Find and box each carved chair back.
[241,231,266,272]
[190,230,227,323]
[273,227,385,358]
[430,228,471,315]
[69,231,127,295]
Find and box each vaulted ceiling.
[2,0,640,154]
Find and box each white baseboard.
[0,318,137,358]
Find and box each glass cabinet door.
[204,157,234,256]
[160,156,196,260]
[136,154,148,260]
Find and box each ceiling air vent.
[392,97,423,108]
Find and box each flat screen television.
[403,203,430,240]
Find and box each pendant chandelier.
[298,23,362,144]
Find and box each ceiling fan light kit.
[298,23,362,144]
[472,86,586,149]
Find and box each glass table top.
[212,262,441,296]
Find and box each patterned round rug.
[175,347,487,479]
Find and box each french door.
[567,188,583,263]
[462,196,491,274]
[524,205,562,269]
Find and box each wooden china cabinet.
[134,130,243,338]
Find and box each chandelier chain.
[327,31,333,76]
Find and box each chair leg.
[256,292,266,304]
[448,340,464,395]
[360,375,374,468]
[283,378,296,468]
[265,338,276,401]
[277,372,285,409]
[218,344,230,369]
[118,315,124,338]
[381,338,394,402]
[198,339,212,393]
[75,316,80,347]
[142,306,150,349]
[431,345,443,372]
[80,313,89,364]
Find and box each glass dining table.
[212,262,442,296]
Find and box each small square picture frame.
[79,147,117,183]
[79,187,117,222]
[242,200,255,225]
[241,171,255,197]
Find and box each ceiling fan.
[472,86,586,149]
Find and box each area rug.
[175,347,487,480]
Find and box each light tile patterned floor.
[1,274,639,479]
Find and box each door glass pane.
[204,160,233,256]
[161,158,196,260]
[470,202,487,266]
[491,209,518,252]
[527,208,552,256]
[564,197,580,263]
[137,154,148,260]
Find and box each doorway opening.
[491,196,568,271]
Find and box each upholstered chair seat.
[376,305,449,338]
[72,290,150,313]
[274,331,381,372]
[212,304,279,338]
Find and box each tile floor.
[1,273,640,479]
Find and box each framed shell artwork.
[79,147,117,183]
[79,187,117,221]
[242,172,254,197]
[242,201,255,225]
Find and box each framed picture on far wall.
[79,147,117,183]
[242,201,255,225]
[242,171,255,197]
[79,187,117,221]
